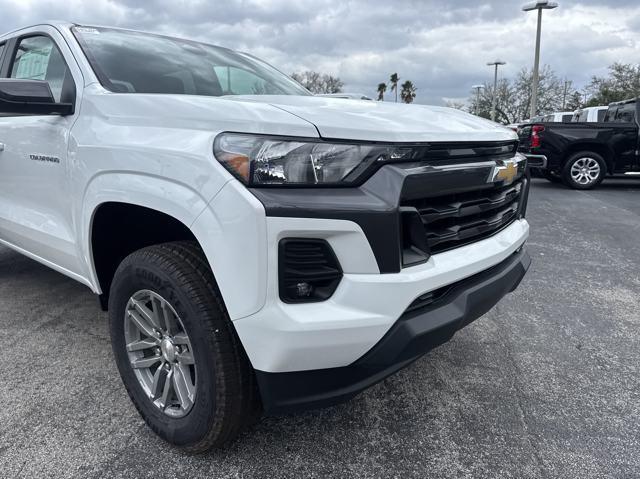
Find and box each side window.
[597,109,606,122]
[616,104,635,123]
[0,43,5,64]
[10,36,72,103]
[214,66,276,95]
[604,108,617,123]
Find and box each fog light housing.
[295,282,313,297]
[279,239,342,303]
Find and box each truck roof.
[608,98,637,106]
[1,21,238,55]
[0,20,77,39]
[1,21,182,40]
[574,106,607,112]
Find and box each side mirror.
[0,79,73,116]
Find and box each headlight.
[213,133,412,186]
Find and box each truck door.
[606,102,639,173]
[635,101,640,171]
[0,27,84,277]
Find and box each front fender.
[81,172,214,291]
[80,172,268,321]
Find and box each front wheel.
[108,241,260,452]
[562,152,606,190]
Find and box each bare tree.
[468,65,580,123]
[445,100,467,111]
[324,75,344,94]
[290,71,344,94]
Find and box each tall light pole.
[472,84,484,116]
[487,61,506,122]
[562,79,570,110]
[523,0,558,119]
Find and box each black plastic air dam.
[255,248,531,414]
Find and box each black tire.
[108,241,261,452]
[562,151,606,190]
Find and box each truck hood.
[228,95,517,143]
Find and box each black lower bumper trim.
[255,248,531,414]
[524,154,547,169]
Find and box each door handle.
[0,143,4,152]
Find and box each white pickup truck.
[0,22,531,451]
[571,106,608,123]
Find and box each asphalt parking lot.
[1,178,639,478]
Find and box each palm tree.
[389,73,399,102]
[376,82,387,101]
[400,80,417,104]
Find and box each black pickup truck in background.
[518,98,640,189]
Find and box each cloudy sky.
[1,0,638,104]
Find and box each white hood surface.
[228,95,518,143]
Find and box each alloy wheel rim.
[570,158,600,185]
[124,290,197,418]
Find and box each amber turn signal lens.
[220,153,250,182]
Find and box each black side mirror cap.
[0,79,74,116]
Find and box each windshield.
[72,26,310,97]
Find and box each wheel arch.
[82,172,214,308]
[81,172,267,320]
[563,143,613,174]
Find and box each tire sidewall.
[563,152,606,190]
[109,257,219,448]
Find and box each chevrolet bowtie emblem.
[490,159,521,184]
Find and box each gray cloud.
[0,0,638,105]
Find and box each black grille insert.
[279,239,343,303]
[403,179,524,255]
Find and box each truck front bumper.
[219,153,531,413]
[233,218,529,374]
[232,216,529,412]
[256,246,530,413]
